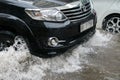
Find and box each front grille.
[61,2,91,22]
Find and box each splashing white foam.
[0,37,45,80]
[85,30,113,47]
[47,45,94,74]
[0,30,114,80]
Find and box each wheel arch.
[97,10,120,29]
[102,13,120,29]
[0,13,40,54]
[103,13,120,21]
[0,13,34,39]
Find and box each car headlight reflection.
[25,8,67,21]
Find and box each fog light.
[48,37,59,47]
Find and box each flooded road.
[0,30,120,80]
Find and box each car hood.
[18,0,79,8]
[1,0,79,9]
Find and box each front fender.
[0,13,34,38]
[0,13,40,53]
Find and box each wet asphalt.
[43,30,120,80]
[0,29,119,80]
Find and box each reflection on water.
[0,30,120,80]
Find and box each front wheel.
[102,15,120,33]
[0,31,15,51]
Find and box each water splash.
[85,30,113,47]
[0,30,116,80]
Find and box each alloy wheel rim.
[106,17,120,33]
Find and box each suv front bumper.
[32,13,97,57]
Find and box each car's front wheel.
[0,31,15,51]
[102,15,120,33]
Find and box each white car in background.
[93,0,120,33]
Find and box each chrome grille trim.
[61,2,91,22]
[61,7,81,13]
[68,11,91,22]
[68,10,91,19]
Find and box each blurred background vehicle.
[93,0,120,33]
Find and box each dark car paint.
[0,0,97,57]
[0,0,37,9]
[20,0,79,8]
[0,0,79,8]
[0,13,33,36]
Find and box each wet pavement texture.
[0,29,120,80]
[44,30,120,80]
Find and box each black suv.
[0,0,97,57]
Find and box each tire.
[0,31,15,51]
[102,14,120,33]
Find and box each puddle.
[0,30,119,80]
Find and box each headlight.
[25,8,67,21]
